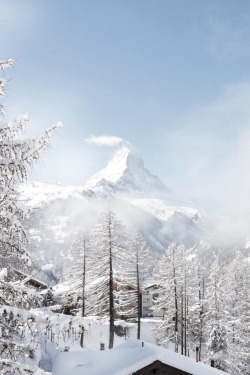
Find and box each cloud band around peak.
[85,135,124,146]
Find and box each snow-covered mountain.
[82,141,202,232]
[21,141,204,276]
[83,141,169,196]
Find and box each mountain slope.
[21,141,204,275]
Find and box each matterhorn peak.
[83,140,169,196]
[109,140,144,171]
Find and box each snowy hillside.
[19,181,86,208]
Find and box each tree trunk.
[184,275,187,357]
[184,294,187,356]
[137,260,141,340]
[181,285,184,355]
[108,217,115,349]
[174,268,178,353]
[82,240,86,317]
[199,276,204,360]
[80,326,84,348]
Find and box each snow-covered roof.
[11,268,48,289]
[52,340,228,375]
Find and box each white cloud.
[84,135,124,146]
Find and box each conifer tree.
[87,207,123,349]
[205,256,228,371]
[118,229,153,339]
[0,58,60,374]
[224,253,250,374]
[188,262,206,360]
[65,228,90,317]
[152,243,182,351]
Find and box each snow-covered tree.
[0,65,60,265]
[188,262,206,360]
[152,243,203,356]
[0,58,61,374]
[86,207,123,349]
[177,244,190,356]
[117,229,153,339]
[152,243,183,352]
[65,228,90,317]
[205,256,228,371]
[223,252,250,374]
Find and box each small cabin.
[53,340,228,375]
[7,267,48,290]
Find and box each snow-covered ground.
[31,305,229,375]
[31,306,159,373]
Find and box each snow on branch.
[0,59,14,72]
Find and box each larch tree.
[205,256,228,371]
[188,261,207,361]
[63,228,91,348]
[65,228,90,318]
[118,229,153,339]
[152,243,182,352]
[223,252,250,375]
[0,58,61,374]
[86,207,123,349]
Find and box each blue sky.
[1,0,250,215]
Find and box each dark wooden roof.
[133,360,194,375]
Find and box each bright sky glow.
[1,0,250,215]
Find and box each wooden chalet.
[7,267,48,290]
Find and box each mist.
[158,82,250,246]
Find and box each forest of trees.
[63,211,250,375]
[64,208,153,348]
[152,242,249,374]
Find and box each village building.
[52,340,229,375]
[141,284,164,318]
[6,266,48,290]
